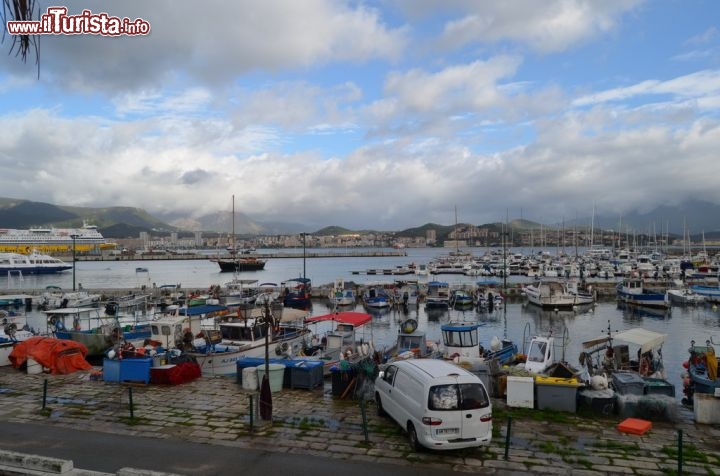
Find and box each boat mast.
[229,194,237,257]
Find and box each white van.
[374,359,492,451]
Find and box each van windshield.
[428,383,489,411]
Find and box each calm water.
[4,247,720,397]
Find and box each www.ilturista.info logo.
[6,6,150,36]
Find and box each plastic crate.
[643,378,675,398]
[288,360,324,389]
[612,371,645,396]
[103,359,121,382]
[534,376,580,412]
[120,357,152,384]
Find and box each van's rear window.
[428,383,490,410]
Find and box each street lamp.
[301,232,307,280]
[259,299,283,421]
[70,234,79,291]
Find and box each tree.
[1,0,40,76]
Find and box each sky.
[0,0,719,231]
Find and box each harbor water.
[3,247,720,397]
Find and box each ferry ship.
[0,222,115,254]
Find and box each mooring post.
[677,429,683,476]
[360,399,369,443]
[128,387,134,419]
[249,394,254,433]
[42,379,48,410]
[504,416,512,460]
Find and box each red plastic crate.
[617,418,652,435]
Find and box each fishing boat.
[666,286,706,305]
[38,286,102,310]
[362,284,392,309]
[475,279,503,312]
[523,279,596,310]
[0,251,72,275]
[616,278,669,309]
[45,307,124,357]
[303,311,374,374]
[688,283,720,303]
[449,288,474,309]
[441,321,518,366]
[282,277,312,309]
[383,318,439,362]
[148,304,310,377]
[328,278,356,307]
[425,281,450,309]
[682,339,719,405]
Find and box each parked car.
[374,359,492,451]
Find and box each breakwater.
[71,250,407,261]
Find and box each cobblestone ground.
[0,367,719,475]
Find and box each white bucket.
[27,358,43,375]
[256,363,286,393]
[242,366,258,391]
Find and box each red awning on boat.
[305,311,372,327]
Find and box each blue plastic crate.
[120,358,152,384]
[103,359,121,382]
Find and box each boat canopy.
[178,305,228,316]
[582,327,667,354]
[440,322,485,332]
[305,311,371,327]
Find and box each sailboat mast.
[231,195,235,254]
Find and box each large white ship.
[0,222,115,254]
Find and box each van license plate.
[436,428,459,435]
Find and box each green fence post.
[42,379,48,410]
[360,399,369,443]
[249,394,254,433]
[504,416,512,460]
[677,429,683,476]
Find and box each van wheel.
[407,422,423,452]
[375,393,386,417]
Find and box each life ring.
[4,323,17,337]
[275,342,289,356]
[49,316,65,331]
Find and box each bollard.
[249,394,254,433]
[359,399,369,443]
[42,379,48,410]
[128,387,134,419]
[504,416,512,460]
[677,429,683,476]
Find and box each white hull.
[189,331,310,377]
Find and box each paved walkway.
[0,366,718,475]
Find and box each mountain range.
[0,196,719,239]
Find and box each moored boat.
[523,279,595,310]
[0,251,72,275]
[682,339,719,405]
[616,278,669,309]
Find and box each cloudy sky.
[1,0,719,230]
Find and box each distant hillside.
[314,226,354,236]
[0,197,175,235]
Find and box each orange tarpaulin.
[9,336,92,375]
[707,347,718,382]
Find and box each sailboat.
[213,196,267,272]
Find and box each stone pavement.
[0,366,719,475]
